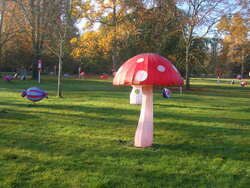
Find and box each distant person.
[217,76,220,84]
[20,66,27,80]
[78,67,82,79]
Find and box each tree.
[217,13,249,77]
[175,0,228,89]
[0,0,21,66]
[237,0,250,17]
[73,0,185,69]
[14,0,53,79]
[208,36,223,76]
[74,0,135,71]
[0,0,7,65]
[44,0,76,97]
[133,0,181,53]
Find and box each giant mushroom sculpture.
[113,53,184,147]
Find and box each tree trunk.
[29,0,44,80]
[241,61,244,78]
[57,40,63,98]
[57,57,62,97]
[241,53,244,78]
[0,42,2,67]
[112,2,117,71]
[32,53,39,80]
[185,44,190,90]
[112,45,117,71]
[0,0,6,66]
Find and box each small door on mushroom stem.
[130,85,142,104]
[162,88,171,98]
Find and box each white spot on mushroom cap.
[157,65,165,72]
[136,58,144,63]
[135,71,148,82]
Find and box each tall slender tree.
[175,0,229,89]
[45,0,76,97]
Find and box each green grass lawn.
[0,77,249,188]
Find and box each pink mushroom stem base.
[134,85,153,147]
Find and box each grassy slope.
[0,77,249,188]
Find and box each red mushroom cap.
[113,53,184,86]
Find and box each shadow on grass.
[1,97,250,126]
[0,105,249,163]
[154,103,224,111]
[152,141,250,161]
[0,89,249,162]
[1,100,249,127]
[1,123,249,162]
[0,108,37,121]
[1,78,250,99]
[233,108,250,113]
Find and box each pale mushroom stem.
[134,85,153,147]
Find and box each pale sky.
[76,0,243,37]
